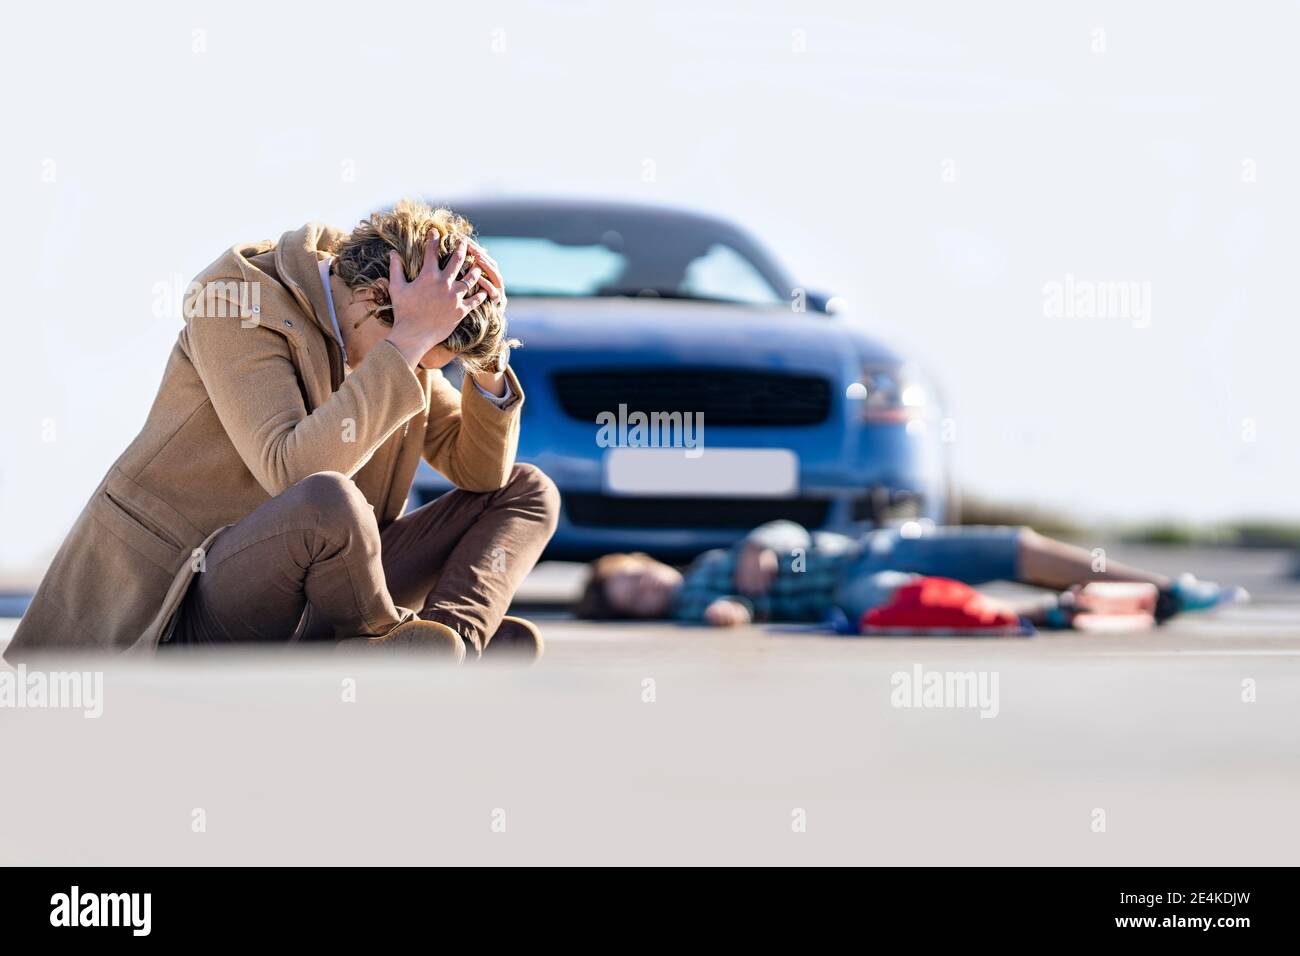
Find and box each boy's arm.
[672,551,760,624]
[733,521,812,596]
[703,599,753,627]
[675,591,755,626]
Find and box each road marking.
[1093,650,1300,657]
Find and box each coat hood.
[184,222,350,387]
[185,222,347,343]
[271,222,350,338]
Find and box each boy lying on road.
[575,521,1245,630]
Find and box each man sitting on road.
[7,200,558,663]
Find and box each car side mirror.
[804,290,843,315]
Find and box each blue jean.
[831,525,1026,623]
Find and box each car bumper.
[412,440,946,561]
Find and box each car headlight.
[848,364,929,423]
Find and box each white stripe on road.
[1093,649,1300,657]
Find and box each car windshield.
[462,205,789,306]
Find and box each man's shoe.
[337,619,466,661]
[484,616,544,662]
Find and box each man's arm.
[421,364,523,492]
[470,366,508,399]
[401,236,524,492]
[187,304,426,497]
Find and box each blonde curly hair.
[332,198,516,373]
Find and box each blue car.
[413,198,951,560]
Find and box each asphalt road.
[2,544,1298,865]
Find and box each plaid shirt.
[671,521,854,623]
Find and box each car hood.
[502,297,905,368]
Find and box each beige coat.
[6,224,522,661]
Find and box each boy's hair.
[332,198,518,373]
[574,552,655,619]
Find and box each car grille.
[551,369,833,426]
[564,494,832,529]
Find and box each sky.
[2,0,1298,580]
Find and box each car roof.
[433,196,742,231]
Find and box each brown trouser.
[169,465,559,653]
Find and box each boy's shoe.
[337,619,466,661]
[484,616,544,662]
[1155,573,1250,623]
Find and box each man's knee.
[289,471,371,524]
[505,463,560,532]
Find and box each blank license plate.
[603,448,799,498]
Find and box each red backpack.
[860,577,1029,636]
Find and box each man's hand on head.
[386,238,488,369]
[466,238,507,311]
